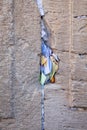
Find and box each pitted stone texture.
[0,0,87,130]
[70,0,87,108]
[43,0,71,51]
[71,0,87,55]
[71,80,87,108]
[55,51,70,89]
[0,0,41,130]
[44,84,87,130]
[0,0,14,118]
[72,18,87,53]
[14,0,41,105]
[71,54,87,81]
[73,0,87,16]
[13,0,41,130]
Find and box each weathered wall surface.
[0,0,41,129]
[0,0,14,119]
[0,0,87,130]
[70,0,87,107]
[14,0,41,129]
[43,0,87,108]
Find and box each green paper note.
[40,73,46,85]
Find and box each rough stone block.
[71,0,87,53]
[15,0,41,98]
[12,0,41,129]
[0,0,14,118]
[72,19,87,53]
[70,80,87,107]
[71,54,87,81]
[73,0,87,16]
[43,0,71,51]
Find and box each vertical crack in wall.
[9,0,16,118]
[36,0,51,50]
[35,1,47,130]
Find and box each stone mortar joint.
[74,15,87,19]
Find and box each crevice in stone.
[74,15,87,19]
[71,78,87,82]
[69,106,87,111]
[0,117,15,122]
[60,50,69,53]
[71,51,87,55]
[78,53,87,56]
[71,79,87,83]
[9,0,16,118]
[35,1,46,130]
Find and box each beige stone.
[0,0,41,129]
[0,0,87,129]
[69,0,87,108]
[43,0,71,51]
[71,54,87,81]
[15,0,41,83]
[55,51,70,89]
[71,0,87,53]
[73,0,87,16]
[72,19,87,53]
[11,0,41,129]
[70,80,87,108]
[0,0,13,118]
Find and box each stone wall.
[0,0,87,129]
[70,0,87,107]
[42,0,87,108]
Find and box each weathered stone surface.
[71,54,87,81]
[70,80,87,108]
[43,0,71,51]
[70,0,87,108]
[73,0,87,16]
[15,0,41,87]
[44,84,87,130]
[72,19,87,53]
[55,51,70,89]
[0,0,41,129]
[0,0,87,130]
[12,0,41,130]
[0,0,14,118]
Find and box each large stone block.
[72,19,87,53]
[12,0,41,129]
[0,1,41,129]
[14,0,41,98]
[71,53,87,81]
[70,80,87,107]
[73,0,87,16]
[43,0,71,51]
[71,0,87,53]
[70,0,87,108]
[0,0,14,118]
